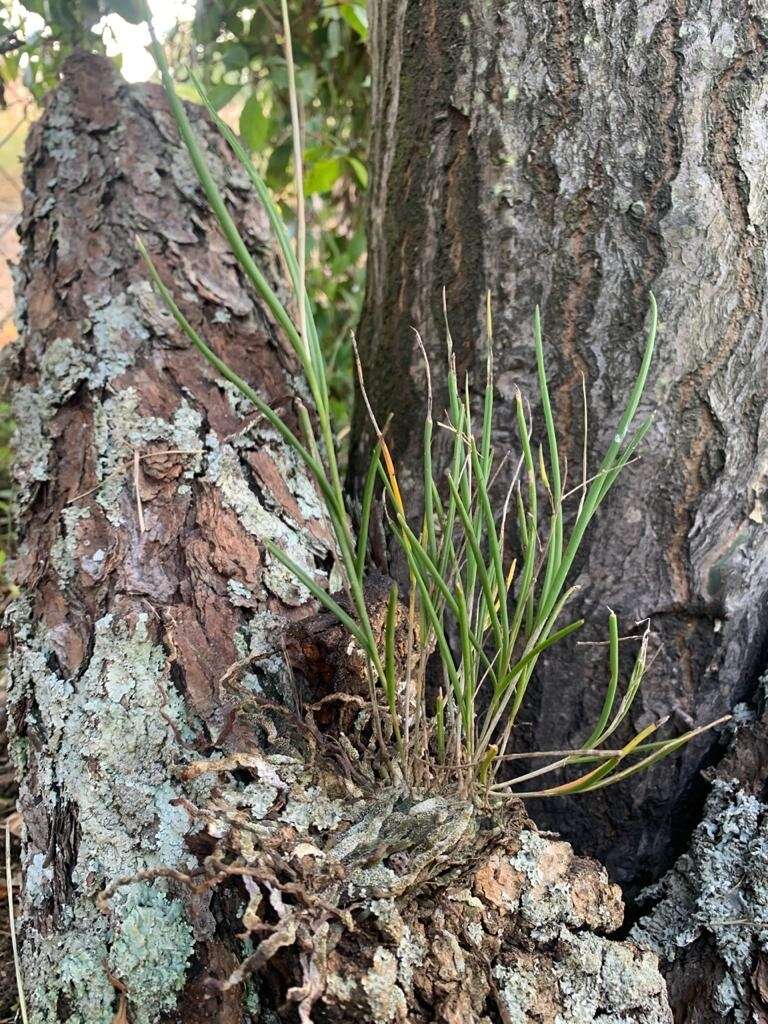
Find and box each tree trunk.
[5,51,336,1022]
[5,51,675,1024]
[357,0,768,879]
[356,1,768,1017]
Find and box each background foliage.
[184,0,368,437]
[0,0,369,435]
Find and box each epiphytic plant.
[138,3,726,800]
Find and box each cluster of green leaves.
[141,7,726,799]
[0,1,129,94]
[387,303,723,796]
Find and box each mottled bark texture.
[633,678,768,1023]
[158,756,673,1024]
[4,51,336,1022]
[5,51,674,1024]
[356,0,768,899]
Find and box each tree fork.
[6,52,673,1023]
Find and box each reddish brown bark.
[5,51,332,1021]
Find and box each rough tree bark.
[5,51,337,1022]
[355,1,768,1018]
[632,676,768,1022]
[6,52,675,1024]
[357,0,768,886]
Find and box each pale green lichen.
[25,886,193,1024]
[92,387,203,524]
[492,929,670,1024]
[254,425,328,524]
[280,785,346,832]
[58,613,196,883]
[24,911,114,1024]
[85,290,148,387]
[10,264,166,503]
[633,777,768,1023]
[447,887,484,911]
[228,579,255,604]
[10,312,146,514]
[214,380,327,525]
[395,925,426,991]
[204,436,325,606]
[329,795,397,862]
[324,972,356,1003]
[11,336,93,509]
[11,385,53,508]
[50,505,91,586]
[108,884,194,1024]
[349,863,400,898]
[510,829,620,938]
[223,780,279,820]
[42,97,80,166]
[553,929,670,1023]
[40,336,94,399]
[367,898,405,941]
[493,961,537,1024]
[23,853,54,906]
[10,606,196,879]
[218,378,260,419]
[234,610,295,705]
[360,947,406,1023]
[8,601,199,1023]
[10,262,27,330]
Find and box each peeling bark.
[5,51,334,1022]
[356,0,768,902]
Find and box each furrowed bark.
[5,51,677,1024]
[356,0,768,903]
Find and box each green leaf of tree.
[347,155,368,188]
[221,42,250,71]
[239,94,272,152]
[304,157,344,195]
[206,81,242,111]
[339,5,368,40]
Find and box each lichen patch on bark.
[6,51,333,1022]
[633,682,768,1023]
